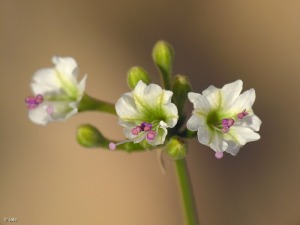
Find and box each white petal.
[229,126,260,145]
[77,74,88,100]
[116,94,141,122]
[232,88,256,113]
[202,85,218,96]
[163,103,178,128]
[52,56,78,79]
[210,133,228,152]
[28,104,53,125]
[239,114,262,132]
[188,92,210,114]
[188,92,201,104]
[196,121,212,146]
[47,101,77,121]
[221,80,243,110]
[202,86,221,108]
[187,114,202,131]
[31,68,62,94]
[134,82,173,111]
[159,120,168,128]
[133,80,147,99]
[225,140,241,156]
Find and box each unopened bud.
[172,75,192,115]
[152,40,174,89]
[127,66,151,89]
[165,136,187,160]
[76,124,108,148]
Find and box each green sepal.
[152,40,174,89]
[127,66,151,89]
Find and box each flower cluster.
[25,42,261,159]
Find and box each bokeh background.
[1,1,300,225]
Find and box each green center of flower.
[206,109,222,130]
[205,110,235,133]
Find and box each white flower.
[25,56,87,125]
[109,81,178,150]
[187,80,261,158]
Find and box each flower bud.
[165,136,187,160]
[152,40,174,89]
[172,74,192,115]
[127,66,151,89]
[76,124,108,148]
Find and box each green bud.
[127,66,151,89]
[172,74,192,115]
[165,136,187,160]
[76,124,109,148]
[152,40,174,89]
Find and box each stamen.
[109,138,138,150]
[222,118,235,128]
[237,109,248,119]
[46,105,54,115]
[35,94,44,103]
[215,152,224,159]
[221,118,235,133]
[131,127,139,135]
[140,122,147,130]
[109,142,116,150]
[25,94,44,109]
[147,130,157,140]
[144,124,152,132]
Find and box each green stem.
[78,94,116,115]
[175,158,199,225]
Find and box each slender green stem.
[175,158,199,225]
[78,93,116,114]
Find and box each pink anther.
[146,130,157,140]
[237,109,248,119]
[109,142,116,150]
[215,152,224,159]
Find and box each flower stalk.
[78,94,116,115]
[175,158,199,225]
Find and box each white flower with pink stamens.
[25,56,87,125]
[187,80,261,158]
[109,81,178,150]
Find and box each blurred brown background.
[1,0,300,225]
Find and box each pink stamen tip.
[146,130,157,140]
[35,94,44,103]
[237,113,244,119]
[25,96,36,104]
[215,152,224,159]
[131,127,139,135]
[109,142,116,150]
[136,126,142,133]
[238,109,248,119]
[144,124,152,132]
[140,122,147,130]
[46,105,54,115]
[222,118,234,128]
[227,119,235,127]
